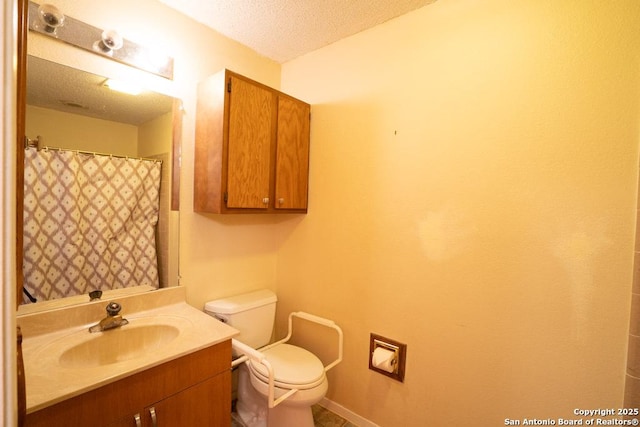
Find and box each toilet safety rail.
[230,311,344,409]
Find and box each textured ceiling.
[157,0,438,63]
[27,1,438,126]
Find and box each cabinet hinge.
[223,192,228,204]
[227,80,232,93]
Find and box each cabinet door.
[104,413,143,427]
[226,76,274,209]
[145,371,231,426]
[275,96,310,210]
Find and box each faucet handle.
[106,302,122,316]
[89,290,102,301]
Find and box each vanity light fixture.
[33,3,64,34]
[102,78,143,95]
[28,1,174,80]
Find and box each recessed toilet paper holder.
[369,333,406,382]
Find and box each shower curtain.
[22,147,162,303]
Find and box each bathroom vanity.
[25,343,230,427]
[18,287,238,427]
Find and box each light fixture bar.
[28,1,174,80]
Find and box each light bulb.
[101,30,123,51]
[93,29,124,55]
[35,4,65,34]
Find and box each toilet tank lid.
[204,289,277,314]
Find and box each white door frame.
[2,0,19,425]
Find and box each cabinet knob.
[278,198,284,205]
[134,414,142,427]
[262,197,269,205]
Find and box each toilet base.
[236,362,326,427]
[268,404,314,427]
[236,364,268,427]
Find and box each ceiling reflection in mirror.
[27,55,173,128]
[21,56,180,310]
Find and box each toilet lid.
[249,344,325,387]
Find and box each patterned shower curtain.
[22,148,162,303]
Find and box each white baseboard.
[318,397,380,427]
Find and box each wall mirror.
[18,54,181,313]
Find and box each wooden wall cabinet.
[194,69,310,214]
[25,341,231,427]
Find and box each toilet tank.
[204,289,277,349]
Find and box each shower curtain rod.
[25,144,163,163]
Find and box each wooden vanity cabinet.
[105,376,227,427]
[25,341,231,427]
[194,69,310,214]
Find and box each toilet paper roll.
[372,347,397,373]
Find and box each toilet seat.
[248,344,326,390]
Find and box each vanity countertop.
[18,287,238,413]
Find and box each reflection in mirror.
[20,55,180,310]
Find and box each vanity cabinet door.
[143,371,231,426]
[104,372,231,427]
[194,69,310,214]
[104,414,143,427]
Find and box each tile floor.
[312,404,358,427]
[231,404,357,427]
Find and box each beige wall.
[25,105,138,156]
[277,0,639,425]
[627,176,640,407]
[138,112,172,158]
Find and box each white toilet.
[205,289,343,427]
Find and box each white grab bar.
[231,338,297,408]
[261,311,344,373]
[231,311,343,409]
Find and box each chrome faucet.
[89,302,129,333]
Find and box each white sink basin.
[30,314,194,372]
[59,323,180,368]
